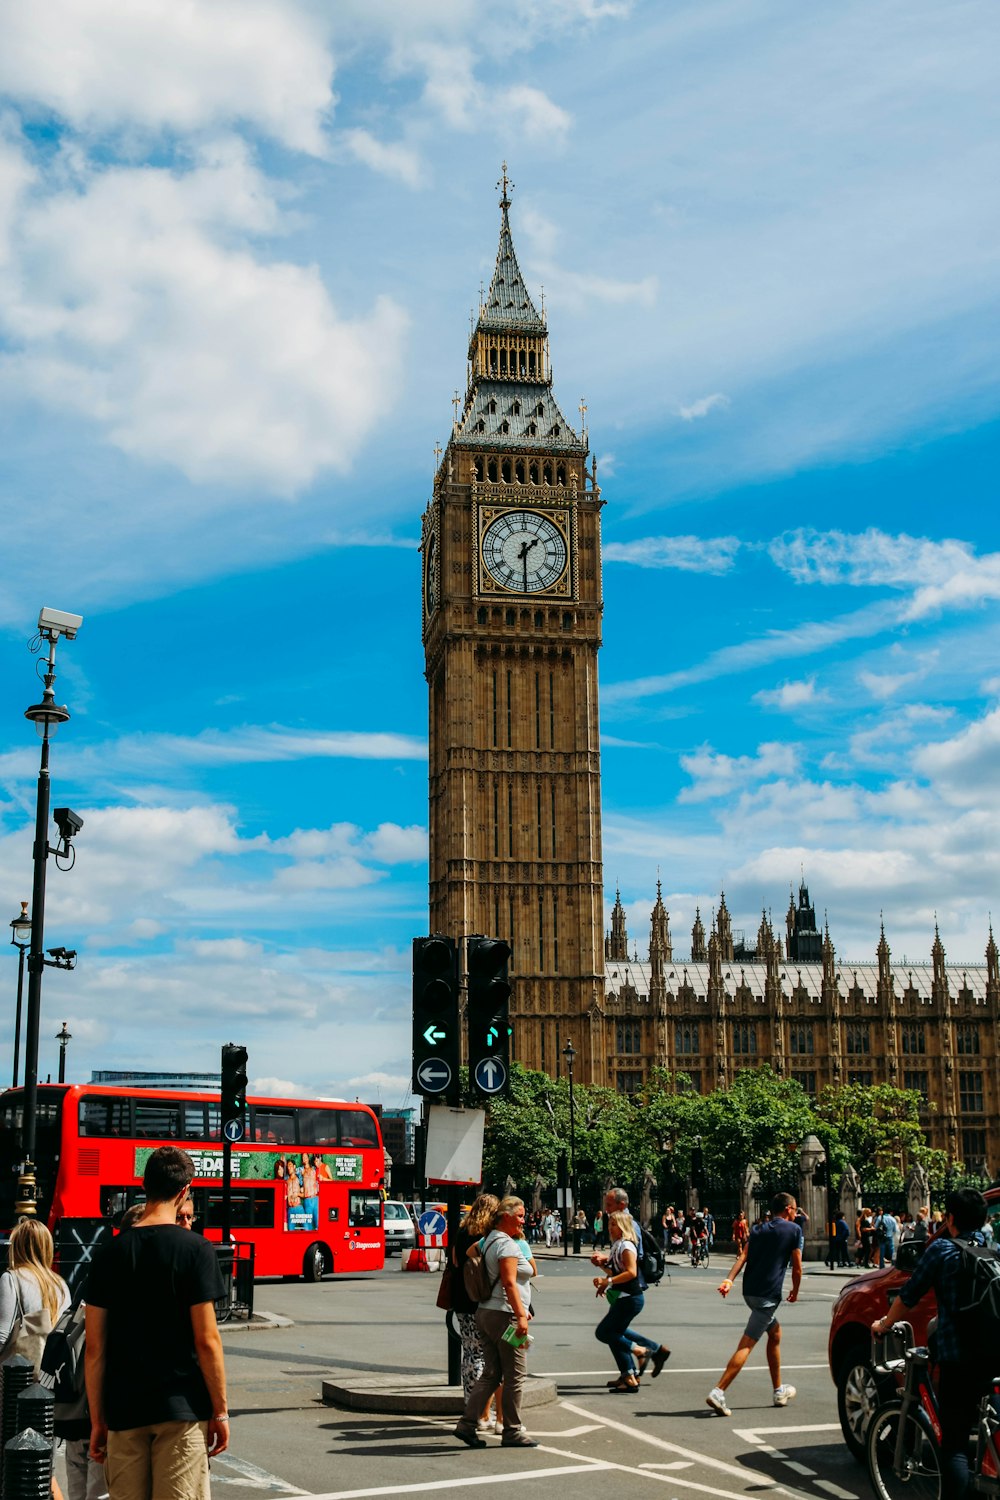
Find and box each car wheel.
[837,1343,890,1461]
[303,1243,326,1282]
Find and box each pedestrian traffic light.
[467,936,512,1100]
[221,1043,248,1137]
[412,935,460,1100]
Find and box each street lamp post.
[9,902,31,1087]
[56,1022,72,1084]
[562,1041,578,1257]
[18,608,83,1218]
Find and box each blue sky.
[1,0,998,1103]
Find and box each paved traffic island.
[321,1372,558,1415]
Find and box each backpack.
[952,1240,1000,1369]
[38,1293,90,1439]
[463,1232,500,1304]
[638,1235,664,1288]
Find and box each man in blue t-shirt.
[706,1192,803,1417]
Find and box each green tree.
[815,1082,938,1184]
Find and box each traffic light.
[467,936,512,1099]
[412,935,460,1099]
[221,1043,248,1140]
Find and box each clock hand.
[517,537,540,591]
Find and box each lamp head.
[10,902,31,948]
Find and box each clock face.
[425,533,439,615]
[481,510,568,594]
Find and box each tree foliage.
[475,1063,960,1198]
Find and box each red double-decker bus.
[0,1084,386,1279]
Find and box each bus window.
[79,1098,130,1137]
[182,1103,208,1140]
[338,1111,379,1148]
[348,1191,382,1228]
[251,1109,296,1144]
[100,1185,146,1219]
[202,1188,275,1229]
[133,1101,182,1139]
[296,1108,339,1146]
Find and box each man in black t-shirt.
[706,1191,803,1418]
[85,1146,229,1499]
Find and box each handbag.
[0,1275,54,1374]
[435,1264,454,1311]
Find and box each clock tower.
[421,174,607,1085]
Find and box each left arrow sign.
[416,1058,452,1093]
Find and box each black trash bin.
[214,1245,235,1323]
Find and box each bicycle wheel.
[867,1401,941,1500]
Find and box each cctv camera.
[38,607,83,640]
[53,807,84,840]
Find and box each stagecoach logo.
[349,1241,380,1251]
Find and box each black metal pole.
[568,1062,579,1254]
[57,1032,68,1085]
[18,735,51,1218]
[446,1184,462,1387]
[221,1134,232,1246]
[12,946,26,1089]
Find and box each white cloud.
[753,678,824,711]
[341,129,423,189]
[769,527,979,592]
[678,741,799,804]
[678,392,729,422]
[0,142,408,491]
[0,0,334,155]
[604,534,740,574]
[914,706,1000,803]
[502,85,571,144]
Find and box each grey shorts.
[743,1295,780,1341]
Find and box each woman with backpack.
[0,1219,71,1365]
[0,1220,72,1498]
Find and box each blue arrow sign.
[416,1057,452,1094]
[474,1057,507,1095]
[419,1209,447,1237]
[223,1118,244,1143]
[422,1024,447,1046]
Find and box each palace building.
[604,881,1000,1176]
[421,179,998,1174]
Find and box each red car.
[828,1186,1000,1461]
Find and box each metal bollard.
[2,1429,52,1500]
[0,1359,36,1500]
[15,1387,53,1444]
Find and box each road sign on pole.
[467,936,512,1100]
[473,1057,507,1095]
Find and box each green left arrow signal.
[423,1025,447,1045]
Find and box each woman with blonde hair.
[0,1219,71,1366]
[594,1211,669,1392]
[449,1193,499,1421]
[455,1196,536,1449]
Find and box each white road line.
[525,1424,603,1437]
[639,1461,696,1470]
[815,1483,858,1499]
[213,1456,309,1495]
[784,1461,817,1477]
[535,1363,830,1377]
[560,1400,807,1491]
[540,1441,820,1500]
[303,1463,615,1499]
[734,1424,842,1438]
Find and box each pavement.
[109,1250,880,1500]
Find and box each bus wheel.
[303,1243,327,1282]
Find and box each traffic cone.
[404,1244,430,1271]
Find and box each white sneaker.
[773,1384,797,1407]
[706,1388,731,1417]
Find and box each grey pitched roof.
[479,204,544,331]
[454,381,584,452]
[603,959,991,1007]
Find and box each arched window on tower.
[501,458,512,482]
[488,398,496,414]
[499,348,508,376]
[527,422,537,437]
[536,402,545,417]
[477,419,485,434]
[543,462,552,484]
[528,351,536,375]
[556,464,566,485]
[512,400,521,415]
[518,348,526,376]
[515,459,525,483]
[490,347,497,373]
[529,461,538,483]
[474,456,484,480]
[487,458,498,481]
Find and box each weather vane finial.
[497,161,513,208]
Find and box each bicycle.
[867,1321,1000,1500]
[690,1235,710,1269]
